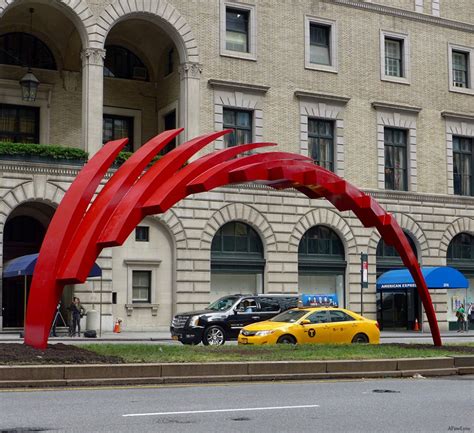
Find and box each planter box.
[0,154,87,166]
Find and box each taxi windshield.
[207,296,240,311]
[269,309,308,323]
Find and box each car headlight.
[255,330,275,336]
[189,316,200,327]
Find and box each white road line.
[123,404,320,417]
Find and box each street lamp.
[19,8,39,102]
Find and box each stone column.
[81,48,106,157]
[179,62,202,142]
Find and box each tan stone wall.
[370,0,416,11]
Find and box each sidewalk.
[0,329,473,343]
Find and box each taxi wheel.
[351,333,369,343]
[202,325,226,346]
[277,335,296,344]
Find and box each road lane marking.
[123,404,320,417]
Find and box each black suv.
[170,294,299,346]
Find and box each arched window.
[212,222,262,257]
[104,45,148,81]
[298,226,346,305]
[298,226,344,258]
[447,233,474,262]
[0,33,56,70]
[376,232,417,267]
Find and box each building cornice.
[295,90,350,104]
[441,111,474,122]
[324,0,474,33]
[208,79,270,94]
[372,101,422,114]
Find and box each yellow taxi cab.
[237,307,380,345]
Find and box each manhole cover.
[372,389,400,393]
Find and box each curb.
[0,356,473,389]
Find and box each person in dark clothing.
[68,297,85,337]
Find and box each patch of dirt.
[0,343,124,365]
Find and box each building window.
[104,45,148,81]
[226,8,249,53]
[380,31,410,84]
[385,38,403,77]
[298,226,344,257]
[212,222,262,255]
[448,233,474,262]
[453,136,473,196]
[305,16,337,73]
[223,108,252,147]
[384,128,408,191]
[103,114,134,152]
[159,110,177,155]
[310,23,330,65]
[452,51,469,88]
[135,226,149,242]
[132,270,151,303]
[0,104,39,143]
[308,119,334,171]
[0,32,56,70]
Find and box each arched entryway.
[211,221,264,298]
[298,225,346,306]
[447,233,474,329]
[376,232,420,330]
[2,201,54,327]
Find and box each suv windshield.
[270,309,308,323]
[207,296,240,311]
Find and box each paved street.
[0,376,473,433]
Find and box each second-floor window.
[308,119,334,171]
[223,108,252,147]
[452,51,469,88]
[384,128,408,191]
[453,136,473,196]
[103,114,133,152]
[132,270,151,303]
[0,104,39,144]
[104,45,148,81]
[385,38,403,77]
[226,8,249,53]
[310,23,331,65]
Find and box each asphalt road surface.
[0,376,473,433]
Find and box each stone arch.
[0,0,93,48]
[0,180,65,229]
[95,0,199,62]
[152,209,187,250]
[200,203,277,255]
[439,217,474,258]
[367,212,429,261]
[289,208,357,257]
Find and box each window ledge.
[441,110,474,121]
[209,79,270,94]
[125,303,159,316]
[220,51,257,62]
[305,63,338,74]
[381,76,410,85]
[372,101,422,114]
[448,86,474,96]
[295,90,350,104]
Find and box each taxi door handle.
[251,316,260,320]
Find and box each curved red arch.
[24,131,441,349]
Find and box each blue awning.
[377,267,469,290]
[2,253,102,279]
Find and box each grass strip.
[81,343,474,363]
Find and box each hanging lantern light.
[20,68,39,102]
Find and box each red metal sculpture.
[24,130,442,349]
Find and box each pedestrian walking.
[68,297,85,337]
[456,303,465,333]
[467,303,473,332]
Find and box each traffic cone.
[413,318,420,332]
[113,319,121,333]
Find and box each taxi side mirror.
[300,319,311,325]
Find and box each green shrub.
[0,142,88,161]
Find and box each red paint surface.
[25,131,442,349]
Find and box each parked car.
[237,307,380,345]
[170,294,299,346]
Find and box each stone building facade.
[0,0,473,333]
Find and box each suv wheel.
[202,325,226,346]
